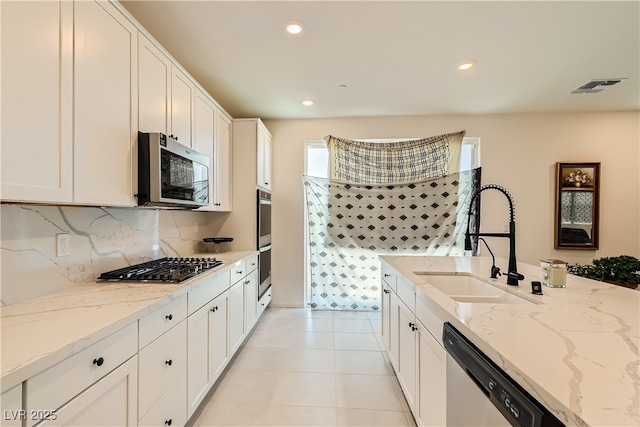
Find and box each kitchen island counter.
[381,255,639,427]
[0,251,254,393]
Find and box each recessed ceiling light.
[457,60,476,71]
[302,99,315,106]
[285,21,305,36]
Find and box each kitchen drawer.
[257,288,271,317]
[26,322,137,423]
[245,253,258,274]
[381,262,397,293]
[230,259,246,284]
[396,274,415,312]
[138,319,187,417]
[188,269,230,315]
[139,373,187,426]
[139,294,187,349]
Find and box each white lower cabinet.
[228,280,245,355]
[243,269,259,333]
[381,260,448,427]
[416,325,447,427]
[139,373,187,427]
[26,323,138,427]
[37,357,138,427]
[187,290,229,418]
[1,384,22,427]
[397,300,417,412]
[138,319,187,422]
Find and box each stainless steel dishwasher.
[443,322,564,427]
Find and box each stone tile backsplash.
[1,204,216,306]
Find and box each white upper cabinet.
[73,0,138,206]
[170,66,195,148]
[214,110,233,210]
[1,0,73,203]
[257,121,272,191]
[138,33,170,135]
[194,89,232,211]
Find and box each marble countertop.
[0,251,255,393]
[380,255,639,427]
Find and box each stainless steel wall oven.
[257,190,271,300]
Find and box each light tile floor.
[193,307,417,427]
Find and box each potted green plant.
[567,255,640,289]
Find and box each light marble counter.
[380,255,639,427]
[0,251,255,393]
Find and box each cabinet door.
[209,292,230,382]
[228,281,245,355]
[194,89,215,211]
[74,0,137,206]
[139,373,187,427]
[388,290,400,371]
[38,356,138,427]
[1,0,73,203]
[256,122,272,191]
[243,269,258,333]
[397,300,417,412]
[138,321,187,419]
[417,327,446,427]
[170,66,194,147]
[1,385,22,427]
[138,33,170,134]
[214,110,233,211]
[187,290,228,418]
[381,282,391,352]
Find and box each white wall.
[265,111,640,308]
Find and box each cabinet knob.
[165,419,172,426]
[384,274,391,277]
[210,306,218,312]
[166,314,173,320]
[236,271,242,274]
[93,357,104,367]
[165,359,173,366]
[383,289,390,294]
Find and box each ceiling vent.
[570,79,627,94]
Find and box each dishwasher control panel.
[443,322,564,427]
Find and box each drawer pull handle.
[165,419,172,426]
[165,359,173,366]
[166,314,173,320]
[236,271,242,274]
[93,357,104,367]
[384,274,390,277]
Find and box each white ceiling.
[120,1,639,120]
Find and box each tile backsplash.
[1,204,219,306]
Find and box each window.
[304,137,480,176]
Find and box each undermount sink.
[413,273,536,305]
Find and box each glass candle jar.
[540,259,568,288]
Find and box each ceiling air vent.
[570,79,627,94]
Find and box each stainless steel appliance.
[257,190,272,300]
[137,132,210,208]
[443,322,564,427]
[257,190,271,247]
[98,257,222,283]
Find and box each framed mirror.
[554,162,600,249]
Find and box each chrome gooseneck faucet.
[464,184,523,286]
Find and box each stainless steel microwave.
[136,132,209,208]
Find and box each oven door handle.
[259,245,271,252]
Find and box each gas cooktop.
[98,257,222,283]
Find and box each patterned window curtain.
[304,131,481,311]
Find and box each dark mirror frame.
[554,162,600,249]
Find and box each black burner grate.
[98,257,222,283]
